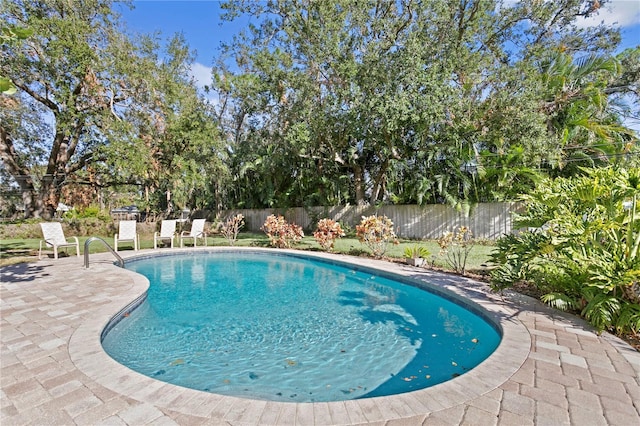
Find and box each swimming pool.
[101,251,501,403]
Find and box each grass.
[1,232,496,274]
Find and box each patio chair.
[180,218,207,247]
[114,220,139,252]
[39,222,80,259]
[154,219,177,249]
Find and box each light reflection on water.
[101,252,500,402]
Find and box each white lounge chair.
[154,219,177,249]
[39,222,80,259]
[180,218,207,247]
[114,220,138,251]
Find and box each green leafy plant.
[437,226,474,275]
[355,215,398,258]
[403,245,430,259]
[1,24,33,95]
[221,214,244,246]
[403,244,430,267]
[489,167,640,335]
[261,214,304,248]
[313,218,345,252]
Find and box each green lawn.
[1,232,496,274]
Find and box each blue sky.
[115,1,243,85]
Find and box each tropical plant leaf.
[541,292,579,312]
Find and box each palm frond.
[541,292,579,311]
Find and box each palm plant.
[539,50,636,175]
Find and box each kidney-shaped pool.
[101,251,501,402]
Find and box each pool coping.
[70,247,530,423]
[2,246,639,425]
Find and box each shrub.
[313,218,345,251]
[489,167,640,335]
[66,217,113,236]
[403,245,430,259]
[64,205,110,220]
[355,215,398,258]
[261,214,304,248]
[437,226,474,275]
[221,214,244,246]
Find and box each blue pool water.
[101,251,501,402]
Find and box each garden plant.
[261,214,304,248]
[437,226,474,275]
[221,214,245,246]
[355,215,398,258]
[490,167,640,335]
[313,218,345,252]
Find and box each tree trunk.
[15,174,43,219]
[370,159,389,204]
[1,126,62,219]
[353,164,366,205]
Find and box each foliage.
[0,0,225,219]
[355,215,398,259]
[403,245,431,259]
[62,205,108,220]
[261,214,304,248]
[537,49,637,176]
[64,217,114,237]
[221,214,244,246]
[437,226,475,275]
[0,23,32,94]
[2,0,638,220]
[212,0,635,210]
[489,167,640,334]
[313,218,345,252]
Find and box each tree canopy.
[1,0,223,218]
[1,0,638,218]
[212,0,639,210]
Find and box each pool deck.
[1,247,639,426]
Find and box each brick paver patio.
[1,248,639,425]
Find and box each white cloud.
[189,62,213,90]
[498,0,640,28]
[188,62,223,107]
[575,0,640,29]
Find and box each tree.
[0,0,224,218]
[1,1,136,217]
[536,49,637,175]
[213,0,632,210]
[215,0,456,206]
[100,33,226,216]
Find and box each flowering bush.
[355,215,398,258]
[313,218,345,251]
[221,214,244,246]
[261,214,304,248]
[438,226,474,275]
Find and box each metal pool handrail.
[84,237,124,268]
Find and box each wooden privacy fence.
[216,202,522,240]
